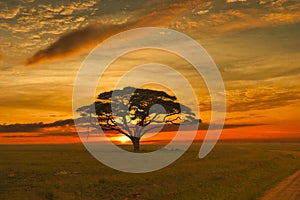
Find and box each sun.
[114,135,131,144]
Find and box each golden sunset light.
[111,135,131,144]
[0,0,299,144]
[1,1,300,199]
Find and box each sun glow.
[114,135,131,144]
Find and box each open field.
[1,142,300,200]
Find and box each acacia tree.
[77,87,197,151]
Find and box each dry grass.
[0,142,300,200]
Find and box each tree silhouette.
[77,87,197,151]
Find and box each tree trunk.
[131,137,140,152]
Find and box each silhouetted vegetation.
[77,87,197,151]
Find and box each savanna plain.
[1,142,300,200]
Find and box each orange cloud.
[25,0,300,65]
[0,7,20,19]
[226,87,300,112]
[25,2,190,65]
[25,23,127,65]
[216,11,300,33]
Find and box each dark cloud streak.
[25,23,126,65]
[25,2,189,65]
[0,118,260,133]
[0,119,74,133]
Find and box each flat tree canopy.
[77,87,198,151]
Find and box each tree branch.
[122,116,133,136]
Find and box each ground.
[259,150,300,200]
[0,142,300,200]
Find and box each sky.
[0,0,299,143]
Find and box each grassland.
[0,142,300,200]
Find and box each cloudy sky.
[0,0,299,143]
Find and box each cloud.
[175,123,261,131]
[0,119,74,133]
[25,23,124,65]
[0,118,259,134]
[173,0,300,36]
[226,86,300,112]
[196,85,300,113]
[0,7,20,19]
[22,0,300,65]
[200,123,260,130]
[227,0,247,3]
[0,0,99,57]
[25,2,190,65]
[36,0,97,16]
[134,123,261,133]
